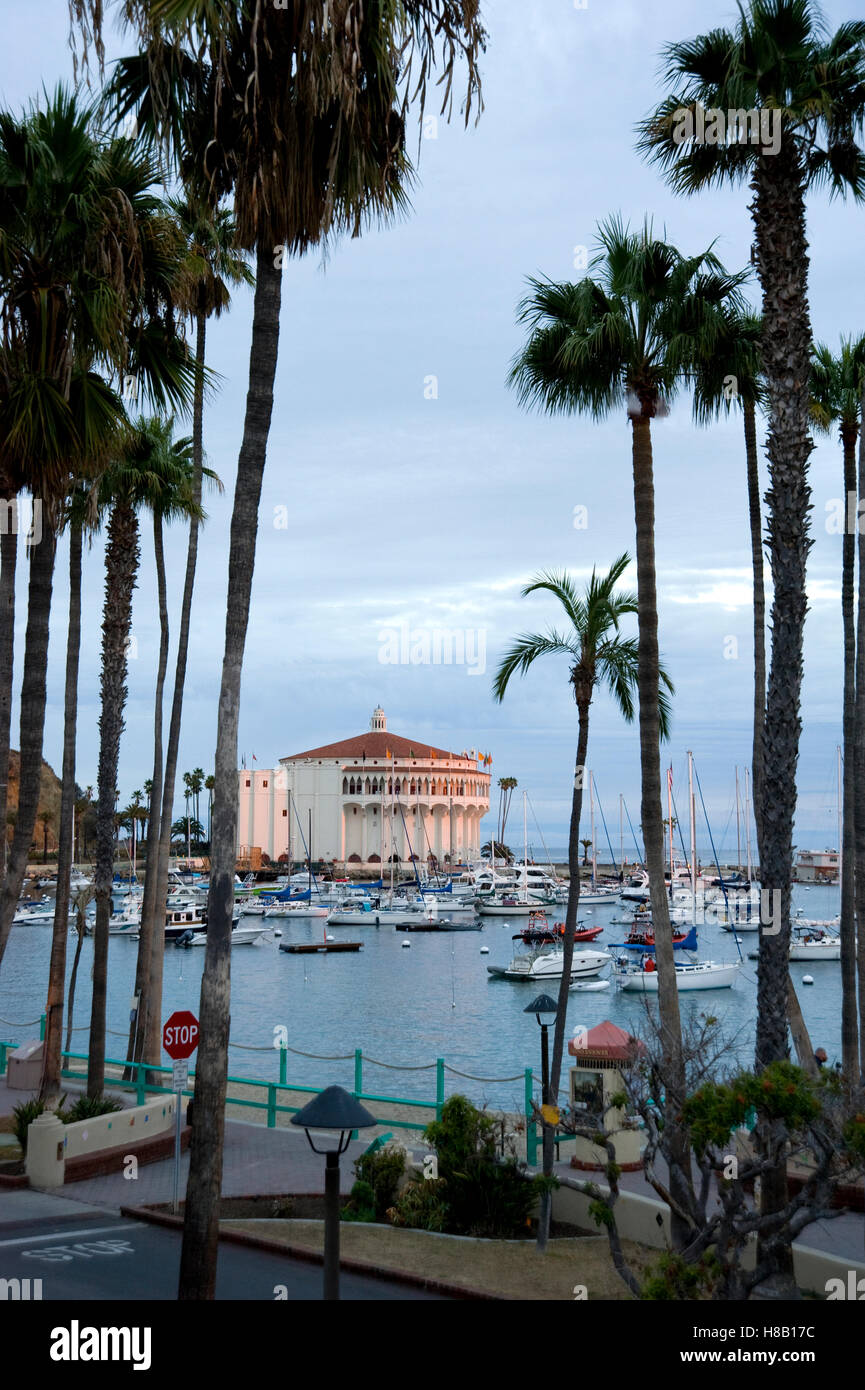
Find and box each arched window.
[459,781,465,796]
[342,777,348,794]
[423,778,429,795]
[365,777,371,794]
[349,777,356,795]
[410,780,416,795]
[395,779,401,795]
[388,778,393,795]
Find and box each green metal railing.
[0,1017,546,1162]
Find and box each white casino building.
[237,708,491,866]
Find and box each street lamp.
[524,993,559,1253]
[291,1086,377,1300]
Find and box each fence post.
[436,1058,445,1121]
[136,1062,146,1106]
[0,1042,6,1075]
[267,1083,276,1129]
[279,1045,287,1087]
[525,1068,537,1167]
[354,1048,363,1098]
[39,1014,46,1041]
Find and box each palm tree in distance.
[508,216,747,1248]
[810,335,865,1078]
[580,838,592,866]
[494,555,673,1251]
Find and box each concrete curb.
[121,1203,512,1300]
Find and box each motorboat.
[183,923,269,947]
[515,912,603,945]
[486,943,610,981]
[789,926,841,961]
[613,956,741,991]
[263,901,328,919]
[476,894,537,918]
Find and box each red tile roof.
[284,731,480,764]
[568,1020,644,1061]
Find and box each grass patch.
[221,1219,654,1299]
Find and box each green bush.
[342,1179,377,1223]
[390,1177,449,1232]
[392,1094,543,1239]
[353,1146,406,1220]
[58,1095,123,1124]
[12,1099,45,1154]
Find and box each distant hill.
[6,752,63,854]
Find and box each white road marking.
[0,1223,132,1250]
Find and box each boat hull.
[617,961,740,991]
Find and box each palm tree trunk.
[538,700,589,1252]
[127,512,170,1072]
[631,409,690,1251]
[0,520,57,965]
[65,919,84,1054]
[88,500,139,1098]
[744,401,765,861]
[840,426,858,1077]
[142,311,208,1072]
[179,247,281,1300]
[0,520,18,889]
[855,378,865,1082]
[41,520,83,1100]
[750,142,814,1292]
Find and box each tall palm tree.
[70,0,486,1299]
[88,417,201,1098]
[637,0,865,1069]
[508,216,747,1248]
[0,89,134,970]
[493,555,673,1251]
[37,810,53,863]
[126,430,217,1077]
[205,774,215,847]
[810,336,865,1078]
[638,0,865,1288]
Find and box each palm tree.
[63,886,95,1058]
[37,810,53,863]
[125,425,216,1077]
[494,555,673,1251]
[810,335,865,1078]
[638,0,865,1288]
[88,418,200,1099]
[497,776,518,850]
[508,216,747,1248]
[580,838,592,866]
[205,774,215,847]
[71,0,486,1299]
[0,89,133,969]
[637,0,865,1071]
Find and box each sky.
[3,0,864,862]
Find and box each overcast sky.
[4,0,864,861]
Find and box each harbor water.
[0,882,844,1112]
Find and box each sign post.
[163,1011,199,1216]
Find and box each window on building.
[245,779,251,787]
[263,779,268,787]
[282,809,287,816]
[343,778,348,793]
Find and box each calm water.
[0,883,843,1111]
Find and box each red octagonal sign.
[163,1010,200,1059]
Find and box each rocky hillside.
[6,751,63,853]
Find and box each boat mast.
[744,767,753,885]
[619,793,624,878]
[308,809,312,897]
[667,765,674,883]
[589,772,596,888]
[688,750,697,900]
[735,767,742,876]
[522,791,528,903]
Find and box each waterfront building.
[237,708,491,867]
[794,848,840,884]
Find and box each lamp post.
[291,1086,377,1299]
[524,992,559,1253]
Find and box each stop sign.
[163,1010,200,1059]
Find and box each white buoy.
[273,928,282,937]
[480,946,489,954]
[401,939,411,948]
[326,934,334,942]
[802,974,814,985]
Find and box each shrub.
[353,1146,406,1221]
[12,1099,44,1155]
[390,1178,449,1232]
[58,1095,123,1124]
[342,1179,377,1223]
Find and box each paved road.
[0,1194,448,1301]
